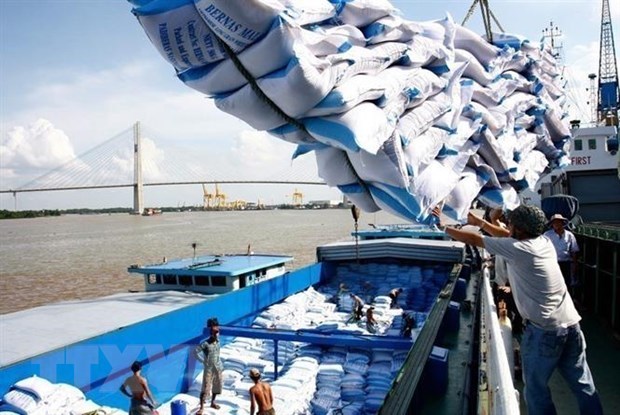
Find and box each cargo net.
[130,0,570,223]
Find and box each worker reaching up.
[434,205,603,415]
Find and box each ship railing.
[479,263,521,414]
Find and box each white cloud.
[1,119,76,173]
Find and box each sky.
[0,0,618,210]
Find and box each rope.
[214,35,307,133]
[213,33,371,196]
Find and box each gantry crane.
[202,184,214,209]
[596,0,619,127]
[214,183,227,209]
[291,188,303,206]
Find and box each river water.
[0,209,403,314]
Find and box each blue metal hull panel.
[0,263,324,407]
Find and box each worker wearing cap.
[434,205,602,415]
[544,213,580,288]
[249,368,274,415]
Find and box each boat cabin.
[128,253,293,294]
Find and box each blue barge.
[0,233,495,414]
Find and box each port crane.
[290,188,303,206]
[595,0,619,128]
[202,184,214,209]
[214,183,227,209]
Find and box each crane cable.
[462,0,505,41]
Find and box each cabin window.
[148,274,161,284]
[211,276,227,287]
[588,139,597,150]
[163,274,177,285]
[195,276,210,286]
[178,275,193,286]
[574,139,583,151]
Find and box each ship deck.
[0,291,211,367]
[515,310,620,414]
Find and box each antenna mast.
[588,74,598,125]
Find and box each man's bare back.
[249,381,274,415]
[123,374,148,400]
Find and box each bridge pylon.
[133,122,144,214]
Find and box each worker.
[366,306,377,333]
[388,288,403,308]
[400,312,416,338]
[195,318,223,413]
[248,368,275,415]
[119,361,157,414]
[346,293,365,323]
[544,213,579,289]
[435,205,603,415]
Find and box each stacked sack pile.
[129,0,570,223]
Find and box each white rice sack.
[376,66,447,113]
[330,0,396,27]
[455,48,497,87]
[535,132,563,161]
[347,133,408,187]
[478,183,520,210]
[469,77,516,107]
[495,50,531,74]
[13,376,56,401]
[417,14,456,51]
[402,35,452,73]
[302,23,367,57]
[462,102,506,135]
[304,74,386,117]
[473,127,519,181]
[513,128,538,160]
[47,384,85,408]
[305,102,394,154]
[402,127,448,178]
[487,31,529,50]
[363,15,423,45]
[2,389,39,414]
[367,182,422,222]
[500,71,536,94]
[132,0,227,71]
[328,42,410,86]
[518,150,548,190]
[279,0,337,25]
[270,125,318,145]
[214,47,340,130]
[410,141,478,222]
[445,116,481,149]
[443,167,489,222]
[178,17,298,95]
[494,92,537,121]
[315,147,380,212]
[515,113,536,130]
[433,62,470,132]
[194,0,335,51]
[454,24,500,66]
[468,154,500,189]
[543,107,571,142]
[396,93,452,141]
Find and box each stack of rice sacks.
[129,0,570,223]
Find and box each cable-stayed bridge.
[0,122,325,212]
